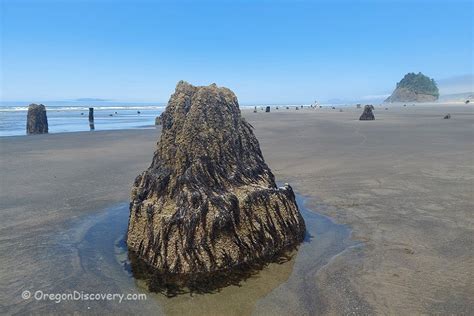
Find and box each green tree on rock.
[396,72,439,97]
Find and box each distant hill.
[74,98,110,102]
[385,72,439,103]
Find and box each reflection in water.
[12,195,355,315]
[125,234,296,297]
[139,251,298,316]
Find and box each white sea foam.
[0,105,166,112]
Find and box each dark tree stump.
[127,81,306,293]
[359,105,375,120]
[89,108,95,130]
[26,104,48,135]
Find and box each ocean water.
[0,101,325,137]
[0,101,166,137]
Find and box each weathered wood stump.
[26,104,48,135]
[359,104,375,120]
[88,108,95,130]
[127,81,306,294]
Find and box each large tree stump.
[127,81,306,293]
[26,104,48,135]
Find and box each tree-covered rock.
[385,72,439,102]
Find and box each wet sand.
[250,104,474,314]
[53,196,353,316]
[1,104,473,314]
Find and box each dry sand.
[0,104,473,314]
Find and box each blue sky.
[1,0,473,104]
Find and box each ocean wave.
[0,105,166,112]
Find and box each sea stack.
[359,104,375,120]
[127,81,306,291]
[385,72,439,103]
[26,104,48,134]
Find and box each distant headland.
[74,98,111,102]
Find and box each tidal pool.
[16,195,358,315]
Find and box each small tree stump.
[359,105,375,120]
[89,108,95,130]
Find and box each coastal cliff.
[127,81,306,291]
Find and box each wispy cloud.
[437,74,474,94]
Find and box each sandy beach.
[1,104,473,315]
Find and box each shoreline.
[0,125,160,139]
[1,102,471,138]
[1,105,473,314]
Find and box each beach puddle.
[26,194,357,315]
